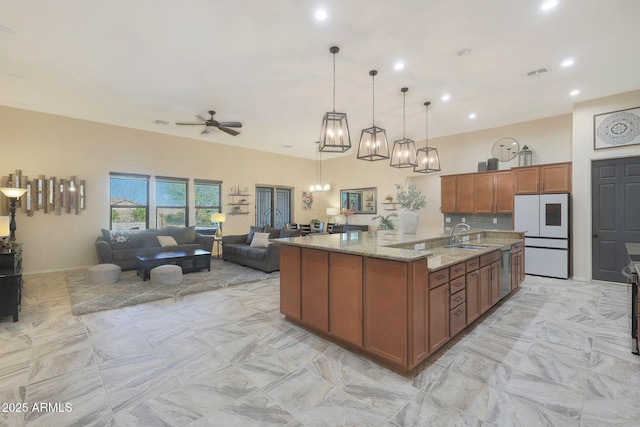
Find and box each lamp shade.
[0,187,28,198]
[0,216,10,237]
[211,213,226,223]
[326,208,338,216]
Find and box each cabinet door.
[428,283,450,353]
[457,175,475,213]
[329,253,363,347]
[440,175,457,213]
[490,261,500,306]
[364,258,408,366]
[280,245,301,319]
[541,163,571,193]
[514,167,540,194]
[473,173,494,213]
[466,270,480,323]
[494,170,514,213]
[479,265,492,314]
[301,248,329,331]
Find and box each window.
[156,176,188,227]
[110,173,149,230]
[194,180,222,229]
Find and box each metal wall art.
[1,169,86,216]
[594,106,640,150]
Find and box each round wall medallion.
[596,111,640,146]
[491,137,520,162]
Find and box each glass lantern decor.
[519,145,533,166]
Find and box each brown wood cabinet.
[511,242,525,290]
[329,252,363,346]
[279,245,301,319]
[428,281,450,353]
[442,170,513,214]
[513,162,571,194]
[466,267,481,323]
[300,248,329,331]
[479,250,500,313]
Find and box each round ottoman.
[88,263,121,285]
[150,265,183,285]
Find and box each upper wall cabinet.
[513,162,571,194]
[441,170,514,214]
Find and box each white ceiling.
[2,0,639,160]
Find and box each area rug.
[68,258,279,316]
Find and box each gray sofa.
[222,226,302,272]
[95,226,214,271]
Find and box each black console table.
[0,249,23,322]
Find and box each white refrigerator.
[514,193,570,279]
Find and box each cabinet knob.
[593,234,598,238]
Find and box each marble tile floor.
[1,271,640,426]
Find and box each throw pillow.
[250,232,270,248]
[167,226,196,244]
[157,235,178,247]
[264,226,282,239]
[279,228,303,238]
[246,225,265,245]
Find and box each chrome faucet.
[449,223,471,246]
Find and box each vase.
[398,210,419,234]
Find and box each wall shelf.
[227,193,251,215]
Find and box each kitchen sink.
[444,244,488,251]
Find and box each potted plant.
[395,183,426,234]
[372,212,398,230]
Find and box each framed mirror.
[340,187,377,214]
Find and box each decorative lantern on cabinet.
[518,145,533,166]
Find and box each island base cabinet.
[479,265,492,314]
[301,248,329,331]
[329,253,363,347]
[428,284,450,354]
[364,258,408,367]
[466,270,481,324]
[280,245,301,319]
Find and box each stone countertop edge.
[271,229,525,270]
[625,243,640,276]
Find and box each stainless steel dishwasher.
[499,246,512,299]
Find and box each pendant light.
[309,141,330,192]
[319,46,351,153]
[414,101,441,173]
[390,87,418,168]
[357,70,390,161]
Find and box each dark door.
[255,186,291,228]
[592,156,640,282]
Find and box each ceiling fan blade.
[218,126,240,136]
[201,127,210,135]
[196,115,207,122]
[175,122,205,126]
[218,121,242,128]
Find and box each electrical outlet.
[493,218,498,224]
[462,218,466,222]
[445,217,451,223]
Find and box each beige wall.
[0,106,319,273]
[572,89,640,280]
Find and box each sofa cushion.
[245,248,267,261]
[166,226,196,244]
[250,232,270,248]
[102,229,140,249]
[141,232,162,248]
[264,227,282,239]
[157,235,178,247]
[246,226,265,245]
[279,228,302,238]
[112,248,138,261]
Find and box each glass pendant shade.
[320,111,351,153]
[390,87,417,168]
[358,70,389,161]
[320,46,351,153]
[390,138,418,168]
[414,101,441,173]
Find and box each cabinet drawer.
[449,275,466,294]
[465,257,480,271]
[450,304,466,337]
[449,262,466,279]
[512,242,523,253]
[480,250,500,267]
[450,289,466,308]
[429,268,450,289]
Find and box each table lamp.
[0,187,28,242]
[211,213,226,238]
[0,216,10,252]
[326,207,338,224]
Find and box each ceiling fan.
[175,110,242,136]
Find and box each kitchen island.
[276,228,525,373]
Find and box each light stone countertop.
[625,242,640,276]
[273,227,525,271]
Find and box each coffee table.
[136,249,212,281]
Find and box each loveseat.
[222,226,302,272]
[95,226,214,271]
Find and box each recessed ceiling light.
[394,62,405,71]
[570,89,580,96]
[541,0,558,11]
[441,94,451,102]
[457,48,471,57]
[468,113,477,119]
[561,58,574,68]
[314,9,328,21]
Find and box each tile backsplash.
[443,214,513,231]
